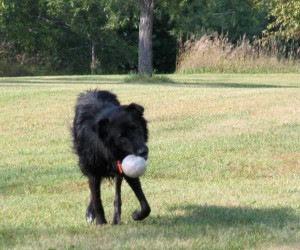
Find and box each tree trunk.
[138,0,155,76]
[91,40,97,74]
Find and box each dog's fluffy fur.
[72,90,150,225]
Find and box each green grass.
[0,74,299,249]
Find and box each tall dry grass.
[177,33,300,73]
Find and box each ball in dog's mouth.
[121,155,147,178]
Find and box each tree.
[265,0,300,40]
[46,0,139,74]
[164,0,268,42]
[133,0,155,76]
[255,0,300,40]
[70,0,111,73]
[0,0,51,55]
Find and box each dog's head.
[96,103,148,161]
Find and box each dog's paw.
[86,206,95,223]
[86,213,95,223]
[132,207,151,221]
[96,218,107,226]
[132,210,142,221]
[112,214,121,225]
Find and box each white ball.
[121,155,147,178]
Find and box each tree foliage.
[264,0,300,40]
[0,0,298,76]
[163,0,268,41]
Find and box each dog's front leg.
[88,176,107,225]
[112,176,123,225]
[125,177,151,221]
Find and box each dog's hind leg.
[112,176,123,225]
[88,176,107,225]
[125,177,151,221]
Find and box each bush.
[0,61,34,77]
[124,73,174,83]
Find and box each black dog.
[72,90,151,225]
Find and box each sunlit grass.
[0,74,299,249]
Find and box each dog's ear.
[97,118,109,139]
[126,103,144,116]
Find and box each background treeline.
[0,0,299,76]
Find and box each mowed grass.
[0,74,299,249]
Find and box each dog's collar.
[117,160,123,174]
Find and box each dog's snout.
[137,146,148,158]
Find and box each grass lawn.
[0,74,299,249]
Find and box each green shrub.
[124,73,175,83]
[0,61,34,77]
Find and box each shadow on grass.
[1,205,298,249]
[144,80,298,88]
[0,76,124,86]
[145,205,299,248]
[151,205,299,228]
[0,77,298,88]
[177,82,298,88]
